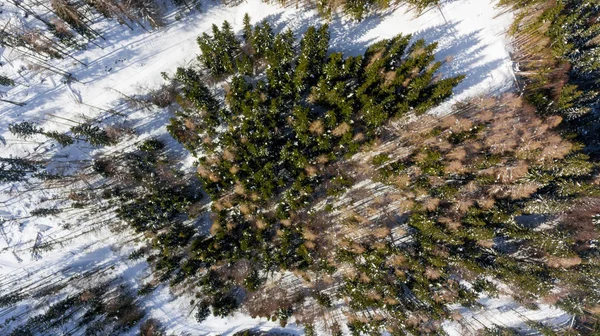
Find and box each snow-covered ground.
[444,297,573,336]
[0,0,566,334]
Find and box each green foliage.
[167,68,221,151]
[139,139,166,152]
[30,208,62,217]
[448,124,484,144]
[307,0,441,20]
[315,292,332,307]
[195,300,211,322]
[250,21,274,58]
[327,173,355,196]
[0,293,25,307]
[128,248,147,261]
[472,278,499,298]
[501,0,600,154]
[45,131,75,147]
[242,13,252,41]
[2,282,145,335]
[72,3,600,333]
[243,269,262,291]
[9,122,43,139]
[526,321,558,336]
[304,324,316,336]
[0,74,15,86]
[137,283,156,296]
[173,0,200,9]
[212,293,238,317]
[155,223,195,250]
[294,25,330,94]
[8,120,112,148]
[71,123,112,146]
[0,158,42,183]
[160,14,462,330]
[116,188,192,232]
[480,326,520,336]
[416,149,444,175]
[197,21,241,77]
[372,153,390,166]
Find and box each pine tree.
[219,21,240,74]
[197,22,241,77]
[45,131,75,147]
[344,0,371,21]
[294,25,330,94]
[8,121,77,146]
[0,158,41,183]
[9,122,43,139]
[195,300,210,322]
[0,75,15,86]
[252,21,274,58]
[266,30,295,98]
[70,123,112,146]
[242,13,252,42]
[30,208,62,216]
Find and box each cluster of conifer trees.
[500,0,600,154]
[157,5,600,332]
[161,13,467,331]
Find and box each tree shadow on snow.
[412,21,509,97]
[258,9,382,57]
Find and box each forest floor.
[0,0,569,334]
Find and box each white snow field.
[0,0,569,334]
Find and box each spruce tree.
[70,123,111,146]
[242,13,253,42]
[9,122,43,139]
[195,300,210,322]
[252,21,274,58]
[0,75,14,87]
[45,131,75,147]
[294,25,330,94]
[0,158,41,183]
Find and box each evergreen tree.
[242,13,253,42]
[197,21,241,77]
[0,75,15,86]
[294,25,330,94]
[0,158,41,183]
[70,123,112,146]
[195,300,210,322]
[45,131,75,147]
[9,122,43,139]
[252,21,274,58]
